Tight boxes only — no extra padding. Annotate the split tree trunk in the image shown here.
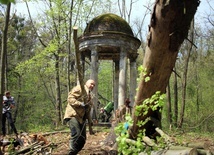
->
[129,0,200,139]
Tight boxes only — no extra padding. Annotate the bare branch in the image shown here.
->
[25,1,46,47]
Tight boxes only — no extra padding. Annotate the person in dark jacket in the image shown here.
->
[2,91,18,138]
[64,79,95,155]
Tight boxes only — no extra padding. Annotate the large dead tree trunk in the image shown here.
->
[129,1,200,139]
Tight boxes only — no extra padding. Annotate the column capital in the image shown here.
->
[129,53,138,62]
[88,45,101,52]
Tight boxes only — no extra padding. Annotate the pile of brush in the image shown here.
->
[0,132,56,155]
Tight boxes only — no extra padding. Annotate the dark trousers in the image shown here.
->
[68,117,86,155]
[2,112,18,136]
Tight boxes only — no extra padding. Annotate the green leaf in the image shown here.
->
[0,0,15,4]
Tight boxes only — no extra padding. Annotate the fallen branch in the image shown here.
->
[142,136,156,147]
[155,127,171,142]
[42,130,70,136]
[118,136,156,147]
[15,141,42,154]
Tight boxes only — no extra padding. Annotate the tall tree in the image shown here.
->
[166,82,172,127]
[178,20,195,128]
[129,1,200,139]
[0,2,11,135]
[14,0,114,128]
[173,67,178,127]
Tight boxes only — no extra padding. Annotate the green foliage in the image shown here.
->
[4,0,115,133]
[164,27,214,131]
[15,40,61,75]
[135,91,165,118]
[137,65,150,82]
[115,92,166,155]
[97,61,113,104]
[115,115,144,155]
[1,0,212,136]
[0,0,15,4]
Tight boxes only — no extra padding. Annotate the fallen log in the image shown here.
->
[104,124,213,155]
[124,136,157,147]
[162,147,198,155]
[197,149,212,155]
[138,146,198,155]
[142,136,157,147]
[187,142,209,149]
[155,127,171,142]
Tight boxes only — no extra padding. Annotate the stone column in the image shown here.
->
[81,54,85,80]
[113,60,119,111]
[118,48,127,109]
[90,46,99,120]
[129,56,138,107]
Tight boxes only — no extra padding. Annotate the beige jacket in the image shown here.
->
[64,85,92,124]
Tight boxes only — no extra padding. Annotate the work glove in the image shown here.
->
[80,102,85,106]
[80,102,89,109]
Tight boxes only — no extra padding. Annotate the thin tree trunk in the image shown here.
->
[196,70,200,129]
[178,20,194,128]
[173,67,178,127]
[166,82,172,128]
[194,67,200,129]
[67,0,74,93]
[13,75,21,124]
[55,54,62,128]
[129,1,199,139]
[0,2,11,130]
[0,3,11,154]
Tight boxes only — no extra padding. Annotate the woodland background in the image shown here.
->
[0,0,213,136]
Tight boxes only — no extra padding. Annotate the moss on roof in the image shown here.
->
[84,13,134,36]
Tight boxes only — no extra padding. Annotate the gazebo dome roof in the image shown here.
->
[84,13,134,36]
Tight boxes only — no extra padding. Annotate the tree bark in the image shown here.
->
[0,2,11,128]
[55,53,62,127]
[129,1,200,139]
[0,3,11,154]
[67,0,74,93]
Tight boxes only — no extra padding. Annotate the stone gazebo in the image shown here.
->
[78,13,141,116]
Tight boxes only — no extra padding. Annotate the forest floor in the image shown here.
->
[2,125,214,155]
[50,126,112,155]
[47,127,214,155]
[43,126,214,155]
[51,131,110,154]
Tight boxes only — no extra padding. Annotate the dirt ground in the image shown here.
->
[48,127,214,155]
[2,126,214,155]
[49,127,112,155]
